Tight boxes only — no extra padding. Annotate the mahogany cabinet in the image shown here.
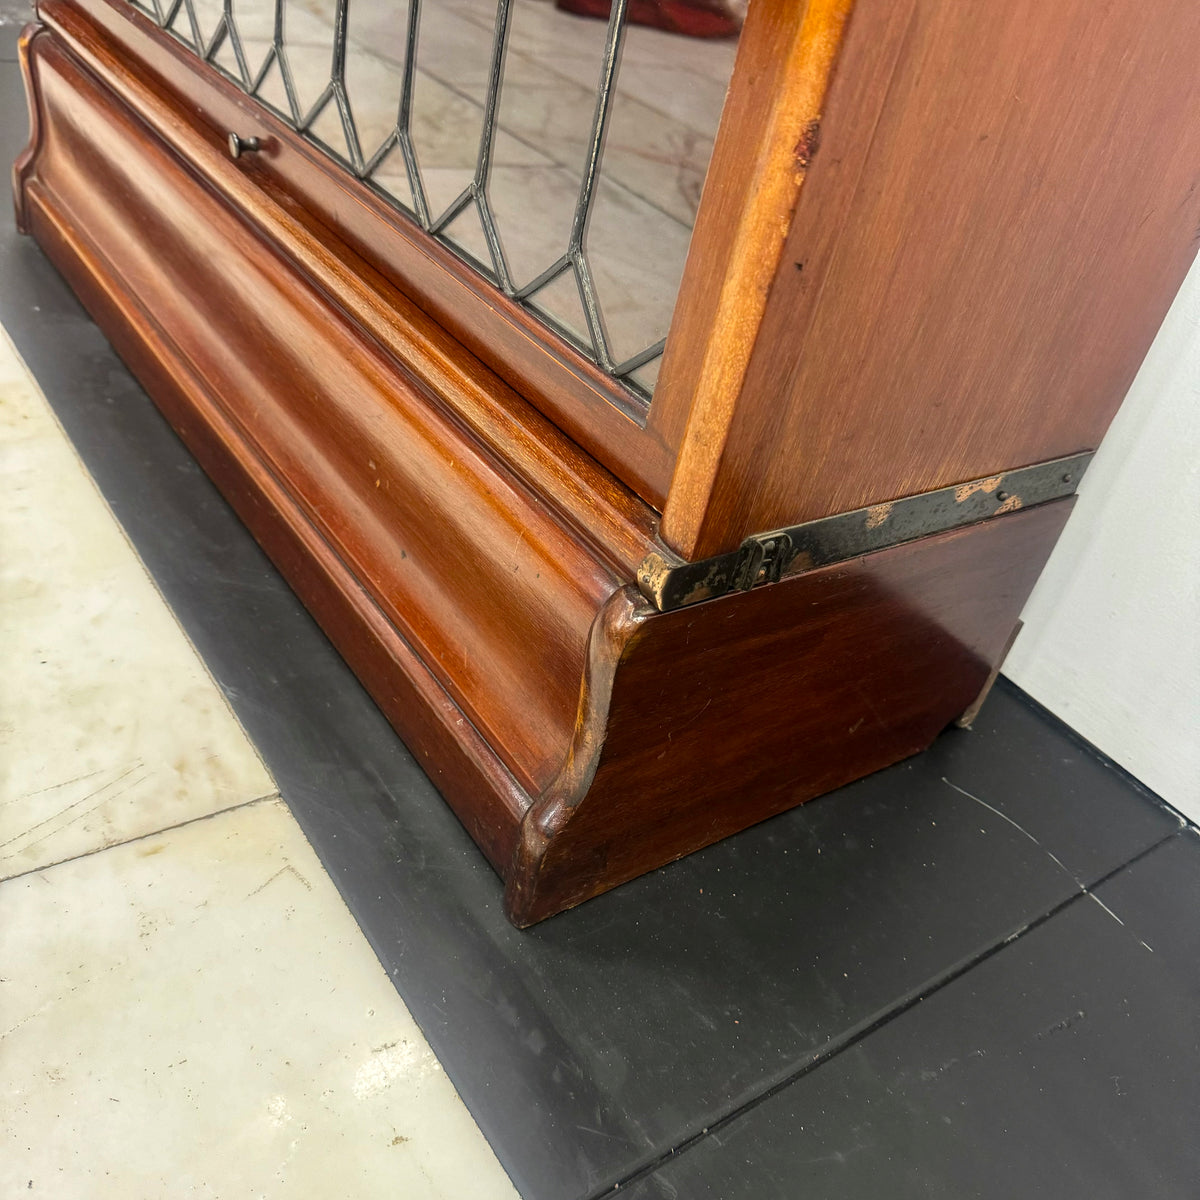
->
[14,0,1200,923]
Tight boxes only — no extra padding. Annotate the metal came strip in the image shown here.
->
[638,452,1093,612]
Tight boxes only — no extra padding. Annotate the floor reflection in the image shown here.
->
[158,0,739,393]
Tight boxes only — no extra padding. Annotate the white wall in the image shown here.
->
[1004,253,1200,821]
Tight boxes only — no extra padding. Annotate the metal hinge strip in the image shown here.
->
[637,452,1092,612]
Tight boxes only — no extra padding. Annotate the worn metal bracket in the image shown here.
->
[637,452,1092,612]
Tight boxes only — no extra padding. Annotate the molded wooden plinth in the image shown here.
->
[506,501,1071,924]
[14,16,1073,924]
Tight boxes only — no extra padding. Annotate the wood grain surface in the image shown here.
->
[662,0,1200,557]
[58,0,678,508]
[648,0,859,516]
[508,500,1073,924]
[14,6,1124,924]
[19,33,647,799]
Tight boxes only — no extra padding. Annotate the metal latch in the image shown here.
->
[731,532,794,591]
[636,451,1093,613]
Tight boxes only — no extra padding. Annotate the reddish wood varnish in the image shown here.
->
[56,0,678,508]
[17,31,1069,915]
[647,0,859,515]
[661,0,1200,556]
[507,501,1071,923]
[21,33,637,796]
[13,0,1195,922]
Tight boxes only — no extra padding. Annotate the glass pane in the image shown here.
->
[283,1,338,120]
[138,0,742,399]
[587,17,735,376]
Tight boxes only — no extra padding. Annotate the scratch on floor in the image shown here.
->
[1,767,105,808]
[941,777,1045,847]
[942,778,1150,945]
[942,777,1079,876]
[1088,893,1125,927]
[0,983,81,1043]
[246,862,312,899]
[0,763,146,853]
[14,774,153,859]
[797,1143,872,1167]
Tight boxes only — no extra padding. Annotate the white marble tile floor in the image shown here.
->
[0,326,521,1200]
[0,329,275,881]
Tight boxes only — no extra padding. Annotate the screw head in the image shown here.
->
[996,490,1010,502]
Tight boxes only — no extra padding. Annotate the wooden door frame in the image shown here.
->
[47,0,857,530]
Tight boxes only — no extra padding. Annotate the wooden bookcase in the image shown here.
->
[14,0,1200,923]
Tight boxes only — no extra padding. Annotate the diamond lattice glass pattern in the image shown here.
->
[126,0,738,400]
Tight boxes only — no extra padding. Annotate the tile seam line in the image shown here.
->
[590,827,1183,1199]
[0,790,282,885]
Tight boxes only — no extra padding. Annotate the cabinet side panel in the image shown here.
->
[670,0,1200,557]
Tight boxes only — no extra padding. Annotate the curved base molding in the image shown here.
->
[14,15,1072,924]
